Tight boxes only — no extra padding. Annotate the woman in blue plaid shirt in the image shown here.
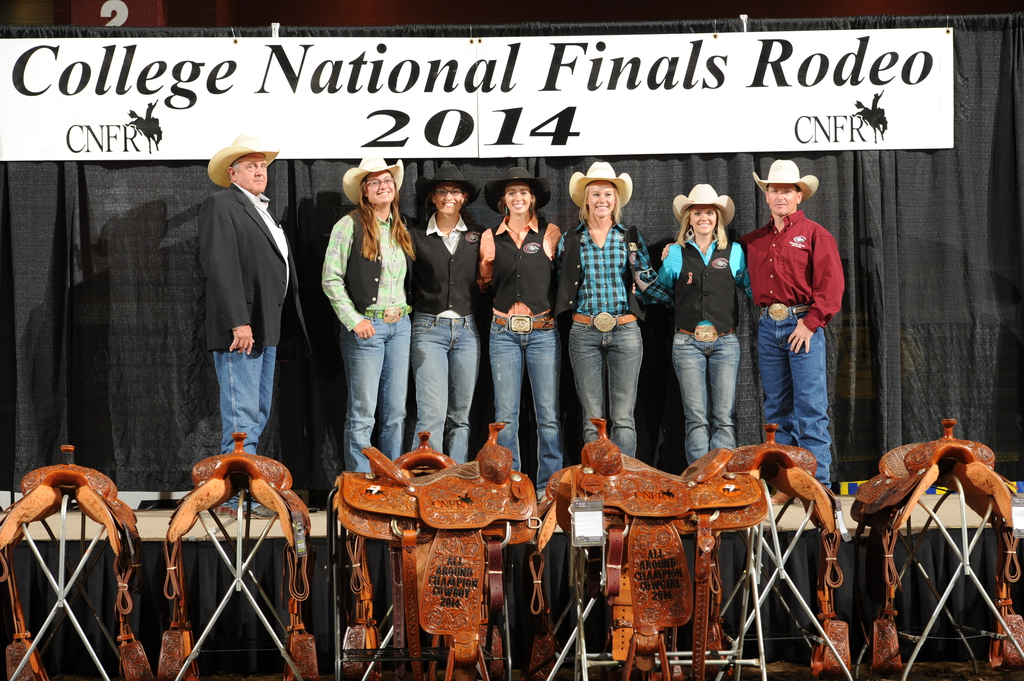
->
[554,161,657,458]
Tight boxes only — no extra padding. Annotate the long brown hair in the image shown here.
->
[351,180,415,262]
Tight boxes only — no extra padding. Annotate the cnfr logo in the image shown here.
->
[794,91,889,145]
[66,100,164,154]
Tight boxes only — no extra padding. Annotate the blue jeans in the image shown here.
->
[410,314,480,463]
[340,316,410,472]
[212,346,276,455]
[756,313,832,484]
[672,332,741,465]
[568,320,642,458]
[489,321,565,491]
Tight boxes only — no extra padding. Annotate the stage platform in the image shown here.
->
[0,493,1012,676]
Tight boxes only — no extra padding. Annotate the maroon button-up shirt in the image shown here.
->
[738,210,844,332]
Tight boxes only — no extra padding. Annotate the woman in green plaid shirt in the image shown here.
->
[322,157,416,473]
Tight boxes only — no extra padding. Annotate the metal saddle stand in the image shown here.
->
[723,480,854,681]
[9,495,119,681]
[169,490,306,681]
[852,477,1024,680]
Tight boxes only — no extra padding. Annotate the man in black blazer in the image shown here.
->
[200,134,309,459]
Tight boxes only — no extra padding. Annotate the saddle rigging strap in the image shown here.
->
[990,519,1024,671]
[810,529,850,677]
[2,547,50,681]
[523,545,558,681]
[157,540,199,681]
[691,513,715,681]
[343,535,380,681]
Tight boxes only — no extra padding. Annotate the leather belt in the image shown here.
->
[365,305,411,323]
[762,303,809,321]
[492,313,555,333]
[679,326,735,342]
[573,312,637,332]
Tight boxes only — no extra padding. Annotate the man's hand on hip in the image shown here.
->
[230,325,254,354]
[788,319,814,353]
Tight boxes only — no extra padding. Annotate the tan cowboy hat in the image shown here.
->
[673,184,735,227]
[343,157,405,204]
[569,161,633,208]
[752,159,818,199]
[207,133,280,188]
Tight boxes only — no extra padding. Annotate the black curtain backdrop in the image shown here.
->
[1,13,1023,492]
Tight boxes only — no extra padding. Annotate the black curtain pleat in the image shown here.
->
[1,14,1023,491]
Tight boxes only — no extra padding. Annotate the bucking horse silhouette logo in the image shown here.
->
[127,101,163,153]
[854,91,888,143]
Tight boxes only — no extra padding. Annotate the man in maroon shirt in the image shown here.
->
[739,160,844,486]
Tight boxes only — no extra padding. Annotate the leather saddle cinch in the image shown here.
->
[851,418,1021,675]
[0,445,152,681]
[157,432,317,681]
[335,424,538,681]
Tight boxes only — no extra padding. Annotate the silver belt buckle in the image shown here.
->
[508,314,533,333]
[594,312,617,332]
[693,325,719,342]
[767,303,789,321]
[382,306,403,323]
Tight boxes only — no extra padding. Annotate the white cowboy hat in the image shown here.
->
[752,159,818,199]
[207,133,279,188]
[569,161,633,208]
[343,157,405,204]
[672,184,735,227]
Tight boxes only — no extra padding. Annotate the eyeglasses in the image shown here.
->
[434,188,465,196]
[365,178,395,189]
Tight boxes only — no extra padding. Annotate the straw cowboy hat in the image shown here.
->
[207,133,280,188]
[483,167,551,213]
[415,162,480,206]
[752,159,818,199]
[569,161,633,208]
[343,157,405,204]
[673,184,736,227]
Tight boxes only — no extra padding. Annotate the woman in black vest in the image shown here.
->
[479,167,565,491]
[643,184,750,465]
[408,163,482,463]
[322,157,415,473]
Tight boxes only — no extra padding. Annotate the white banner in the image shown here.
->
[0,28,953,161]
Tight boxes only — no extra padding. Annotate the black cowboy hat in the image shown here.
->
[483,167,552,214]
[415,162,480,206]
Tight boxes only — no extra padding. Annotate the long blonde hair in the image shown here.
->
[677,206,728,251]
[351,181,415,262]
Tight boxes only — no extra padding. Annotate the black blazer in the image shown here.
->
[198,184,309,359]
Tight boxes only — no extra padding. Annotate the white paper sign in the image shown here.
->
[0,28,953,161]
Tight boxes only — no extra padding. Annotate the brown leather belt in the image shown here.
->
[492,313,555,333]
[679,326,735,342]
[573,312,637,332]
[762,303,809,321]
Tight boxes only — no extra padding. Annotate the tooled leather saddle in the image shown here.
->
[684,424,851,678]
[157,432,317,681]
[0,445,152,681]
[539,420,848,681]
[334,423,537,681]
[851,418,1023,676]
